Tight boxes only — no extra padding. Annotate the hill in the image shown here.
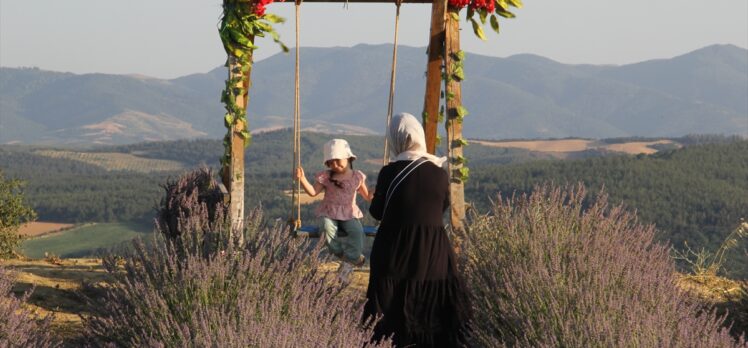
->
[2,44,746,144]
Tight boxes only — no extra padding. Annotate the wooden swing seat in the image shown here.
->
[294,225,379,238]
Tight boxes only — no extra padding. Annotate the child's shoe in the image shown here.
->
[337,263,353,284]
[349,254,365,267]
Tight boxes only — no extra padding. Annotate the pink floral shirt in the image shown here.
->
[315,170,366,220]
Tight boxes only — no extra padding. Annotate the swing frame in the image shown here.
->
[220,0,468,241]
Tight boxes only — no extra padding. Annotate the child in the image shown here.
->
[295,139,372,266]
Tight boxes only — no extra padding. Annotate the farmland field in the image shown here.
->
[21,222,152,258]
[34,150,185,173]
[471,138,681,155]
[18,222,75,237]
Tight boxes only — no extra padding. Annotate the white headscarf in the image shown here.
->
[388,112,447,167]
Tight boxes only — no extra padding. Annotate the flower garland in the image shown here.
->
[448,0,522,40]
[219,0,288,167]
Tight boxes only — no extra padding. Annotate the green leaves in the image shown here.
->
[451,155,468,165]
[507,0,523,9]
[453,65,465,81]
[456,105,469,119]
[460,0,520,40]
[452,138,470,147]
[490,14,500,33]
[497,9,516,18]
[224,114,235,128]
[263,13,286,24]
[219,3,291,162]
[470,18,487,41]
[0,171,37,258]
[453,167,470,183]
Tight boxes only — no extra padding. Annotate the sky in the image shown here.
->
[1,0,747,79]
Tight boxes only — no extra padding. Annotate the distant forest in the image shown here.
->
[1,133,746,276]
[465,139,748,277]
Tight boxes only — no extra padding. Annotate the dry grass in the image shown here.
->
[677,273,744,302]
[677,273,748,340]
[18,222,75,237]
[2,258,108,344]
[605,140,680,154]
[472,138,680,155]
[34,150,185,173]
[1,257,369,345]
[472,139,594,152]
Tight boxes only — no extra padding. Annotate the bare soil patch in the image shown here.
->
[472,139,594,152]
[604,140,680,154]
[472,139,680,155]
[18,222,75,237]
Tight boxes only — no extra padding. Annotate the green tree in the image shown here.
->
[0,170,37,258]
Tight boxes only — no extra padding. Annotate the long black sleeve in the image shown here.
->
[369,165,391,221]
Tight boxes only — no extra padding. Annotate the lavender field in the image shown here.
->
[2,172,747,347]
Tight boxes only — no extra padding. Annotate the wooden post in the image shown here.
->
[422,0,446,154]
[444,7,466,232]
[222,53,253,245]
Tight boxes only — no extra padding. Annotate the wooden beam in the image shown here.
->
[444,6,465,232]
[422,0,446,154]
[222,53,253,245]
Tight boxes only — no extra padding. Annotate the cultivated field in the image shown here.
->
[34,150,185,173]
[471,138,681,155]
[21,222,151,259]
[18,222,75,237]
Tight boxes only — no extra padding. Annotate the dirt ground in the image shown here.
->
[18,222,76,237]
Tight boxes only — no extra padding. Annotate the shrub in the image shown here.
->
[0,266,60,347]
[84,168,390,347]
[0,170,37,258]
[156,166,228,243]
[461,185,745,347]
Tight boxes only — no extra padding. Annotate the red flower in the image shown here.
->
[449,0,495,12]
[254,0,274,16]
[448,0,470,9]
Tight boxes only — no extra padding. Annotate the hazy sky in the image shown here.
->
[1,0,746,79]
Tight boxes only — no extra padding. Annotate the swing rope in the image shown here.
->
[382,0,403,166]
[291,0,402,231]
[292,0,303,229]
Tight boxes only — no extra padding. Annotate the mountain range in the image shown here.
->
[1,44,746,145]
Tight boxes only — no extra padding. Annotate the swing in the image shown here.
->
[289,0,403,238]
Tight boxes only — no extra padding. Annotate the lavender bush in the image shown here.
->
[84,168,389,347]
[156,167,229,248]
[461,185,746,347]
[0,266,60,347]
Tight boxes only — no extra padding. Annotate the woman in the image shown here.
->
[364,113,472,347]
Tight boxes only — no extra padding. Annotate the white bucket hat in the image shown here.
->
[323,139,357,164]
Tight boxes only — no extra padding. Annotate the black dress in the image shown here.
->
[364,160,472,347]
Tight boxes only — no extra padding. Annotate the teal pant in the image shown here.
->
[320,217,364,262]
